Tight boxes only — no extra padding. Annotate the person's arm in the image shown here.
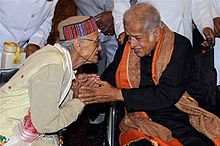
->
[26,0,58,57]
[214,17,220,37]
[192,0,215,44]
[211,0,220,37]
[112,0,131,38]
[29,64,84,133]
[28,0,58,49]
[210,0,220,18]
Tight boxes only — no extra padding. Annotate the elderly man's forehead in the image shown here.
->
[125,22,144,31]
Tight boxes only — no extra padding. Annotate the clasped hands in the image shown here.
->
[71,74,123,105]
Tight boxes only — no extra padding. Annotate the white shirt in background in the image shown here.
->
[210,0,220,85]
[0,0,58,55]
[112,0,214,43]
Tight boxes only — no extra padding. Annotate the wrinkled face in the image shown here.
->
[77,31,101,64]
[124,22,157,57]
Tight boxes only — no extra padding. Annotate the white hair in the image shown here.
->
[123,3,162,34]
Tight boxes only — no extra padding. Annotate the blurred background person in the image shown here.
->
[0,0,58,59]
[113,0,215,47]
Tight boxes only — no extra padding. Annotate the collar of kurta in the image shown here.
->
[54,43,74,106]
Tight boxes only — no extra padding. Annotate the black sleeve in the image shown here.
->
[122,34,194,112]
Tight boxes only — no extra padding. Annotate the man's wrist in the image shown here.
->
[115,89,124,101]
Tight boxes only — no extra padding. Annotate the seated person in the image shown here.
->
[0,16,101,146]
[76,3,220,146]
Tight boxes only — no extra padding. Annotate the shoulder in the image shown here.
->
[173,32,193,54]
[169,33,194,62]
[27,45,65,65]
[174,33,192,48]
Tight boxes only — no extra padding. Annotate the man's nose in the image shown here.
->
[129,37,137,48]
[97,44,102,51]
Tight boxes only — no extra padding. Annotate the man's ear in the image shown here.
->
[73,38,81,52]
[154,27,162,42]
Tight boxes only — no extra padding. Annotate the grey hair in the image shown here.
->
[57,39,75,51]
[123,3,161,34]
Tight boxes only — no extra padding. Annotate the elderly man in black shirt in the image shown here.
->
[76,3,220,146]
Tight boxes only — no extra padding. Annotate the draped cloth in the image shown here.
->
[175,92,220,145]
[116,24,220,146]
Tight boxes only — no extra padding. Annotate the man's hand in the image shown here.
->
[94,11,115,35]
[78,80,123,105]
[71,73,100,90]
[214,17,220,37]
[25,44,40,57]
[202,27,215,48]
[118,32,126,45]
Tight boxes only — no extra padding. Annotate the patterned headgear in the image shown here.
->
[58,16,98,40]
